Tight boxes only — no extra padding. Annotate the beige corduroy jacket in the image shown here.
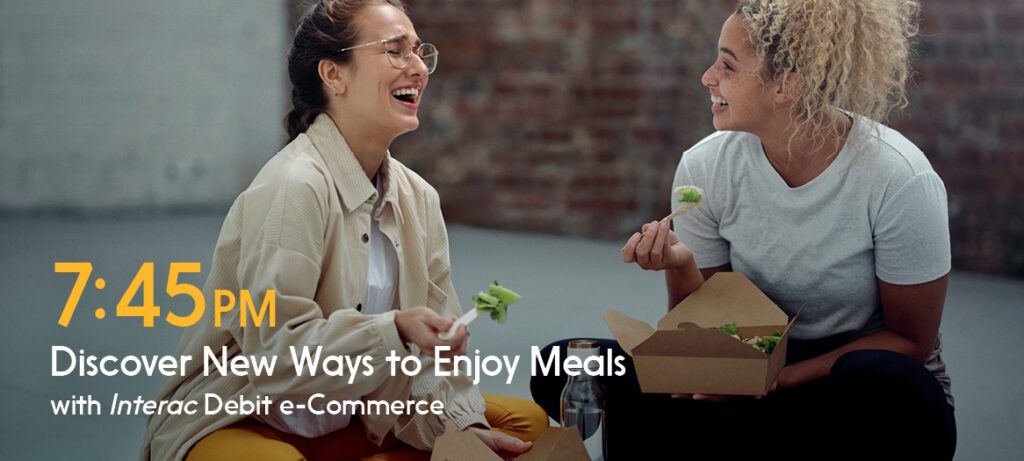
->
[140,114,488,461]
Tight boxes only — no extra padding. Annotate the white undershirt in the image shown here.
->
[364,176,400,315]
[257,174,400,437]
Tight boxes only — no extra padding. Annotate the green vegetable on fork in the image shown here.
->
[439,281,522,339]
[665,185,704,220]
[472,281,522,324]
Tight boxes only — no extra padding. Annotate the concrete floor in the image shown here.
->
[1,215,1021,459]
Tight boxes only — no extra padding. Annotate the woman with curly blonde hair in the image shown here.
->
[535,0,956,458]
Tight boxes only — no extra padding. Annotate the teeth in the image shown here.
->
[711,96,728,106]
[392,88,419,98]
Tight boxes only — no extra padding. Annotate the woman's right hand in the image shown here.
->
[394,307,468,357]
[621,219,693,271]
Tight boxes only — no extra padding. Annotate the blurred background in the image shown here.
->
[1,0,1022,459]
[3,0,1022,276]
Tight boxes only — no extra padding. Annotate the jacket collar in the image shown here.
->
[306,113,403,225]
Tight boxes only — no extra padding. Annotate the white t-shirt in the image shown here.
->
[674,116,952,404]
[257,175,400,437]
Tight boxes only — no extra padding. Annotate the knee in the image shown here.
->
[832,349,927,384]
[483,394,551,443]
[831,349,946,407]
[186,427,305,461]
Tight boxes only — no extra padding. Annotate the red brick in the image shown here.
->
[995,12,1024,33]
[918,63,983,86]
[381,0,1023,276]
[943,10,988,33]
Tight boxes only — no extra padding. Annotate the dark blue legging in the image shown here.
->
[530,338,956,459]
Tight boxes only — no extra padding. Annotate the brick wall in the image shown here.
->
[394,0,734,236]
[899,0,1024,276]
[385,0,1021,277]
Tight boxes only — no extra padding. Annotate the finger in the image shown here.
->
[671,393,693,399]
[693,394,731,401]
[693,394,741,402]
[651,220,669,266]
[494,435,531,454]
[440,325,468,347]
[422,312,452,332]
[621,232,641,263]
[454,326,469,355]
[635,221,658,266]
[441,327,469,358]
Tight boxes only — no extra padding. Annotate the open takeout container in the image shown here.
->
[604,272,799,396]
[431,421,590,461]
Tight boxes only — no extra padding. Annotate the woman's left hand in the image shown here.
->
[669,365,802,401]
[467,427,532,460]
[769,363,813,393]
[671,393,763,402]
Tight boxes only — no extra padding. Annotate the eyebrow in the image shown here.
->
[719,47,739,61]
[385,34,422,46]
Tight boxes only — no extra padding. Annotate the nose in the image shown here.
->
[701,63,717,88]
[406,52,429,77]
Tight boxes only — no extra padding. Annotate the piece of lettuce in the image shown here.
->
[717,322,739,336]
[715,323,782,355]
[675,185,703,203]
[473,281,521,324]
[754,331,783,355]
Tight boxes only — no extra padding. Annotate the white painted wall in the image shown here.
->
[0,0,288,211]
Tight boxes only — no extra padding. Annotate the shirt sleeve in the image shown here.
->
[230,168,412,399]
[392,186,489,450]
[673,152,730,269]
[873,171,951,284]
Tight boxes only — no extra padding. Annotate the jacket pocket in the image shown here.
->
[426,280,449,310]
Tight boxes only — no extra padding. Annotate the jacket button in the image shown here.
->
[362,233,369,243]
[356,303,362,312]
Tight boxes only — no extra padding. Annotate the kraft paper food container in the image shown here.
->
[431,421,590,461]
[604,272,799,396]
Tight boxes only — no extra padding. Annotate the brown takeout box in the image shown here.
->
[430,421,590,461]
[604,272,798,396]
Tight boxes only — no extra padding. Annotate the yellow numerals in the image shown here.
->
[165,262,204,327]
[54,262,275,328]
[116,262,160,327]
[54,262,92,327]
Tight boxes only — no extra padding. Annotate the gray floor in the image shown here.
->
[1,215,1021,459]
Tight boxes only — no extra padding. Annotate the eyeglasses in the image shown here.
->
[339,36,438,74]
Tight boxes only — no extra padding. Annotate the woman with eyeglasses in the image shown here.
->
[534,0,955,459]
[140,1,546,460]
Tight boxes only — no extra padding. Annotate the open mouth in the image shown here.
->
[392,87,419,104]
[711,95,729,107]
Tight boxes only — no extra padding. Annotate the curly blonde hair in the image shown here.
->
[734,0,920,151]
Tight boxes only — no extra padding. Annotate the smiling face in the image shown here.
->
[337,4,429,140]
[700,13,783,135]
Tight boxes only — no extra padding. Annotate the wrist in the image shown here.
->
[666,245,695,270]
[393,310,409,344]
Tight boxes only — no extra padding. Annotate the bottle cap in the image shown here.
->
[567,339,600,359]
[567,339,599,350]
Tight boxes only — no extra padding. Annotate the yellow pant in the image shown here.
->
[187,394,549,461]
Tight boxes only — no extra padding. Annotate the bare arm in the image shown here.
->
[666,263,730,311]
[777,274,949,390]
